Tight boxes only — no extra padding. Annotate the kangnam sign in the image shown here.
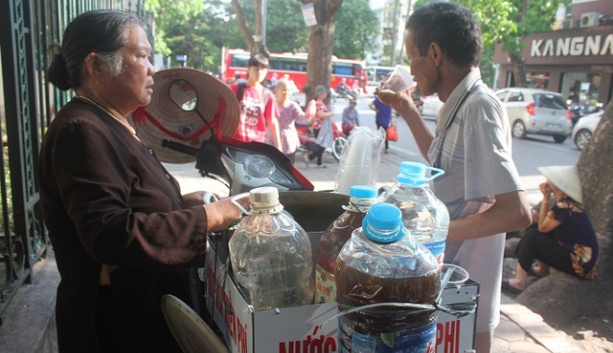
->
[531,34,613,57]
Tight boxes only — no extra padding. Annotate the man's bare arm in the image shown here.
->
[448,190,532,241]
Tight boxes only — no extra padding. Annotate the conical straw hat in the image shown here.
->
[537,165,583,203]
[129,68,239,163]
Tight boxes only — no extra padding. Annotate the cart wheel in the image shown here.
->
[332,137,347,161]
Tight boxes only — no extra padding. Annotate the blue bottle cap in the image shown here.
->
[350,185,378,199]
[397,161,444,187]
[362,203,406,243]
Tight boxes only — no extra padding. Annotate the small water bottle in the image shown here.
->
[382,161,449,265]
[335,203,440,351]
[228,187,314,310]
[315,185,379,304]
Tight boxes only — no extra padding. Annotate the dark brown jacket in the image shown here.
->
[38,99,209,352]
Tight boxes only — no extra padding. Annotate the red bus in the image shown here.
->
[221,48,368,92]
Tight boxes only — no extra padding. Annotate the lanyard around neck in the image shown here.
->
[432,79,482,172]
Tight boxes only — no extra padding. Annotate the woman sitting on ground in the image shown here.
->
[502,165,598,294]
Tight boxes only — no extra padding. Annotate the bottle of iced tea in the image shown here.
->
[315,185,379,304]
[335,203,440,351]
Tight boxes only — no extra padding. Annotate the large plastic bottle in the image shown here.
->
[382,161,449,265]
[315,185,379,304]
[335,203,440,351]
[228,186,314,310]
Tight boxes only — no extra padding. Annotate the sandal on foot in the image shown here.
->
[502,278,523,295]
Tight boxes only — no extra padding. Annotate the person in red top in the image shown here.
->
[303,85,335,168]
[306,85,333,136]
[230,54,281,149]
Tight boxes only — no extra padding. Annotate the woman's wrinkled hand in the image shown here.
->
[203,193,250,232]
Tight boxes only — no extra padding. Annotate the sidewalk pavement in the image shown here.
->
[164,143,580,353]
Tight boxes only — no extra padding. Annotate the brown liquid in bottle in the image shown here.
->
[335,260,439,335]
[315,211,365,304]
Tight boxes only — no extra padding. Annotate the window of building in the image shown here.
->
[563,72,602,108]
[526,73,549,89]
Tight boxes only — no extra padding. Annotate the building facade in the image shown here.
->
[366,0,410,66]
[494,0,613,108]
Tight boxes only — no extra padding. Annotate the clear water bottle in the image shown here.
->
[315,185,379,304]
[228,187,314,310]
[382,161,449,265]
[335,203,440,351]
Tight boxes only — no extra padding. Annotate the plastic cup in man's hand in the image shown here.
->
[379,65,414,105]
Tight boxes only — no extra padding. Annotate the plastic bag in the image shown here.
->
[387,121,398,142]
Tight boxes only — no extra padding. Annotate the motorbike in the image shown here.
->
[334,83,358,100]
[569,102,603,126]
[162,136,314,196]
[295,120,347,162]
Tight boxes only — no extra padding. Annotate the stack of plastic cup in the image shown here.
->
[334,126,384,195]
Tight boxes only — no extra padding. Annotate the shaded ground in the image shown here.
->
[503,255,613,353]
[558,314,613,352]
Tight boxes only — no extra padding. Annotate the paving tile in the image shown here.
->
[509,340,551,353]
[535,337,582,353]
[496,316,527,342]
[492,338,512,353]
[522,323,559,337]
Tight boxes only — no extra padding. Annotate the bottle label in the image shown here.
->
[339,317,437,352]
[315,264,337,304]
[424,240,446,265]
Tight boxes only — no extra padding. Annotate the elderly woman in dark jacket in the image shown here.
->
[39,10,245,353]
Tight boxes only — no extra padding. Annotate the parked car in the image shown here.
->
[495,88,572,143]
[419,94,444,117]
[571,110,603,151]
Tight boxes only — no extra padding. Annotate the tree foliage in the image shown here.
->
[145,0,228,71]
[226,0,377,59]
[146,0,378,72]
[458,0,566,87]
[334,0,379,59]
[225,0,310,53]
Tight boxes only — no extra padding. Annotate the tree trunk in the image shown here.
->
[301,0,343,103]
[509,51,527,88]
[508,0,529,88]
[516,100,613,325]
[231,0,255,51]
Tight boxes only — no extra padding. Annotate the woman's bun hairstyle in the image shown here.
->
[45,10,140,91]
[46,44,71,91]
